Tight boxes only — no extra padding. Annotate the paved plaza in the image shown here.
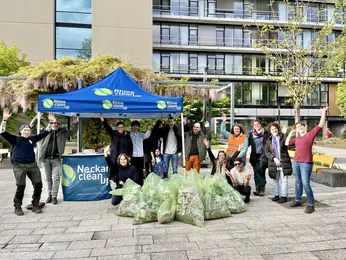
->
[0,146,346,260]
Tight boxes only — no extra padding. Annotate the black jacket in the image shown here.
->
[153,120,183,154]
[102,119,133,163]
[105,156,139,186]
[264,133,292,179]
[248,130,269,167]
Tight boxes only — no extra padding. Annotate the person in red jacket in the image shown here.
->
[285,107,328,214]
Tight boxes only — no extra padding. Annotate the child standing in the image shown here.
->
[151,148,167,178]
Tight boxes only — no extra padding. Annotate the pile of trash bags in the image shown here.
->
[110,171,246,227]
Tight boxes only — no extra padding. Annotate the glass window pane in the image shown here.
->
[234,55,242,74]
[181,26,189,45]
[180,53,188,73]
[56,27,92,49]
[235,83,242,105]
[225,55,233,74]
[56,49,80,59]
[243,82,251,105]
[56,0,91,12]
[153,24,160,43]
[56,0,92,24]
[171,53,179,73]
[198,54,207,73]
[153,53,160,72]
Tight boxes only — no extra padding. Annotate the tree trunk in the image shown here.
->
[294,101,301,123]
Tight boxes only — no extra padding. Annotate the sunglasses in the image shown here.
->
[53,122,60,125]
[234,163,242,166]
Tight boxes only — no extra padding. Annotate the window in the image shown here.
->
[243,82,251,105]
[153,24,160,44]
[216,27,224,46]
[55,0,92,59]
[161,54,170,72]
[189,26,198,45]
[235,82,243,105]
[243,55,252,75]
[153,53,161,72]
[161,25,170,44]
[190,0,198,16]
[189,54,198,72]
[321,84,328,106]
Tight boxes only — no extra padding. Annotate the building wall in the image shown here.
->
[92,0,153,68]
[329,84,341,117]
[0,0,55,64]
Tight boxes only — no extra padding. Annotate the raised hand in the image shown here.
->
[71,116,78,124]
[2,108,12,120]
[237,143,244,151]
[159,115,164,121]
[100,113,104,122]
[321,107,329,113]
[204,121,210,128]
[203,139,209,148]
[221,113,227,123]
[183,116,187,124]
[48,113,55,122]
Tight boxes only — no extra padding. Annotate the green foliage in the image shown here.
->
[77,38,92,60]
[0,41,29,76]
[337,80,346,117]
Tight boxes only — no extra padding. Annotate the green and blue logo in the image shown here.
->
[42,98,54,109]
[157,101,166,110]
[102,100,112,110]
[62,164,76,187]
[94,88,113,96]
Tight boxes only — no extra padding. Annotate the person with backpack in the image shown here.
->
[0,108,51,216]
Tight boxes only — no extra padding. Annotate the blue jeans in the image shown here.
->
[293,162,314,206]
[163,153,179,178]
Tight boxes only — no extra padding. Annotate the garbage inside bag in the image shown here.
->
[109,179,141,196]
[133,192,160,225]
[157,198,176,224]
[117,188,141,217]
[176,185,204,227]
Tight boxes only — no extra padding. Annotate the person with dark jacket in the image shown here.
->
[105,153,139,206]
[33,113,78,205]
[0,108,51,216]
[264,122,292,203]
[100,113,133,164]
[152,116,184,177]
[248,119,269,197]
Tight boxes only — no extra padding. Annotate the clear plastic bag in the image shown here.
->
[157,198,176,224]
[117,188,141,217]
[133,192,159,225]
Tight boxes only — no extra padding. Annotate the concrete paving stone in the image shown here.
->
[0,223,17,229]
[12,247,40,252]
[46,220,81,228]
[0,251,56,259]
[270,227,319,237]
[39,215,74,222]
[236,245,290,255]
[151,251,189,260]
[101,213,121,220]
[32,227,67,235]
[68,239,107,249]
[311,224,346,233]
[325,238,346,249]
[293,234,339,243]
[92,230,133,240]
[98,253,151,260]
[0,228,34,236]
[154,234,189,244]
[90,245,141,256]
[203,219,227,226]
[134,228,167,237]
[231,230,276,239]
[53,248,92,258]
[263,252,320,260]
[188,231,233,242]
[284,241,334,252]
[319,216,346,225]
[284,220,326,229]
[313,249,346,260]
[38,242,70,251]
[249,236,297,246]
[51,258,97,260]
[187,248,240,259]
[14,221,50,230]
[206,223,249,232]
[244,222,289,230]
[154,221,192,228]
[65,225,112,233]
[38,232,94,243]
[143,242,198,253]
[107,236,153,247]
[165,226,209,235]
[197,238,253,249]
[16,243,42,248]
[8,234,42,244]
[222,216,260,224]
[78,219,118,226]
[0,216,43,224]
[72,214,102,220]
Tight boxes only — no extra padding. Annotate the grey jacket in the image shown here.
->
[38,123,78,161]
[184,131,207,160]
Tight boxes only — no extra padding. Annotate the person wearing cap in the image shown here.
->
[0,108,51,216]
[227,157,253,203]
[130,120,151,186]
[33,113,78,205]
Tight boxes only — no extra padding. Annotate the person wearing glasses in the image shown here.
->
[35,113,78,205]
[227,157,253,203]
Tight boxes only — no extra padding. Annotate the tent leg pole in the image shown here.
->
[37,112,41,161]
[180,113,185,178]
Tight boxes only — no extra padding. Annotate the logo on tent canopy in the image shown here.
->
[62,164,76,187]
[157,101,167,110]
[102,100,128,110]
[42,98,54,109]
[94,88,113,96]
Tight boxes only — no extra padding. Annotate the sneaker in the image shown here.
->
[305,205,315,214]
[14,206,24,216]
[289,201,302,207]
[271,195,280,202]
[46,195,52,203]
[32,204,42,214]
[244,197,250,204]
[52,197,58,205]
[26,202,46,210]
[278,197,288,203]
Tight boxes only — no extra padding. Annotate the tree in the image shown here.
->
[0,41,29,76]
[77,38,92,60]
[254,0,346,123]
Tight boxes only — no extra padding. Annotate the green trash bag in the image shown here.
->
[203,180,231,220]
[117,188,141,217]
[133,192,160,225]
[176,185,204,227]
[157,198,176,224]
[109,179,141,196]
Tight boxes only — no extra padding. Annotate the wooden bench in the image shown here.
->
[287,150,336,172]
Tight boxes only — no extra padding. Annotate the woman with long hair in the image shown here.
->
[264,122,292,203]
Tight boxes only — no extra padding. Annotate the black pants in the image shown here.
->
[111,195,123,205]
[144,153,153,177]
[250,156,267,188]
[131,157,144,186]
[233,185,251,200]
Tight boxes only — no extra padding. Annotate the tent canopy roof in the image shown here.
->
[38,68,183,118]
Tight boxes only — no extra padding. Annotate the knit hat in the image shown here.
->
[20,124,30,132]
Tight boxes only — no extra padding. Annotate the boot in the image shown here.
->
[32,204,42,214]
[14,205,24,216]
[253,187,260,196]
[259,186,265,196]
[271,195,280,201]
[52,197,58,205]
[278,197,288,203]
[46,194,52,203]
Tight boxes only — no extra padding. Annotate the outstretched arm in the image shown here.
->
[100,113,115,137]
[238,137,248,158]
[285,130,296,146]
[0,108,12,134]
[220,114,230,139]
[318,107,329,128]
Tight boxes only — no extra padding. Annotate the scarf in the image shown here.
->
[252,129,263,138]
[272,135,280,160]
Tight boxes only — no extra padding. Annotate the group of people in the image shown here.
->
[0,105,329,215]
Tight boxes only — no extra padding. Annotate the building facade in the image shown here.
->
[0,0,345,134]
